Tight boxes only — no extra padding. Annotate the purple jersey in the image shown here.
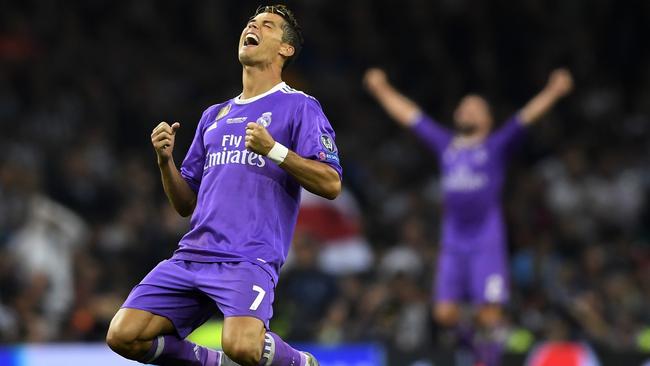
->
[172,82,342,283]
[412,114,525,252]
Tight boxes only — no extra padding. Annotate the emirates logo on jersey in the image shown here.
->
[204,134,266,169]
[442,165,488,192]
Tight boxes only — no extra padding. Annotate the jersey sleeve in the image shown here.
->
[489,115,527,157]
[410,113,453,156]
[180,105,215,193]
[291,97,343,180]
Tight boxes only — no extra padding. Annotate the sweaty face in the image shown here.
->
[238,12,288,67]
[453,95,493,136]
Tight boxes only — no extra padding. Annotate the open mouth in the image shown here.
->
[243,33,260,47]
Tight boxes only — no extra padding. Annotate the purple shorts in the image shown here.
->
[122,259,275,338]
[434,249,509,305]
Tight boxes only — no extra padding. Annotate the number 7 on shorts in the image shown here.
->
[249,285,266,311]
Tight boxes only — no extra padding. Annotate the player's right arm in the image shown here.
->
[363,68,421,127]
[151,122,197,217]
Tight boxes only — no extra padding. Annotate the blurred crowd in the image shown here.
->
[1,0,649,357]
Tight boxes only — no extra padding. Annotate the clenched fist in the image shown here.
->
[245,122,275,156]
[151,121,180,164]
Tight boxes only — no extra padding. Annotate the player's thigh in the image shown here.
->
[470,250,509,305]
[108,307,175,342]
[197,261,275,328]
[120,259,215,339]
[434,250,467,304]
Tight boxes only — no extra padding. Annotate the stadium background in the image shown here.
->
[1,0,649,365]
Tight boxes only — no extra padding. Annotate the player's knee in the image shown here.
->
[106,322,144,358]
[477,305,502,328]
[434,304,460,327]
[106,326,131,355]
[222,333,262,366]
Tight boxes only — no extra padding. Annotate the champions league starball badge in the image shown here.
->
[318,134,340,163]
[320,134,335,152]
[256,112,272,127]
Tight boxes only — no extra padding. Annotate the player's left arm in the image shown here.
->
[518,68,574,125]
[245,122,341,200]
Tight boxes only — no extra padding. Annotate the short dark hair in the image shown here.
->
[253,4,303,69]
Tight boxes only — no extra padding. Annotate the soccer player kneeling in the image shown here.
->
[107,5,342,366]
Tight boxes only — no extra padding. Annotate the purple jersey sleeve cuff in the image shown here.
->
[308,150,342,180]
[410,113,429,129]
[490,115,528,155]
[503,114,528,137]
[409,113,453,155]
[180,169,201,193]
[510,114,527,129]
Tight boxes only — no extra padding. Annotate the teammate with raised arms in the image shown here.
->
[364,67,573,366]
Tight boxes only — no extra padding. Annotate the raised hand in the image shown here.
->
[151,121,181,164]
[363,68,389,94]
[519,68,574,125]
[546,68,574,98]
[362,68,422,126]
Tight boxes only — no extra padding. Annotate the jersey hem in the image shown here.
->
[171,252,279,285]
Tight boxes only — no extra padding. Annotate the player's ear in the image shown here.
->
[279,43,295,58]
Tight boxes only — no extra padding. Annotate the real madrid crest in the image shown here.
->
[256,112,272,128]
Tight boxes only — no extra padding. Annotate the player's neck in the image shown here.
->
[241,65,283,99]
